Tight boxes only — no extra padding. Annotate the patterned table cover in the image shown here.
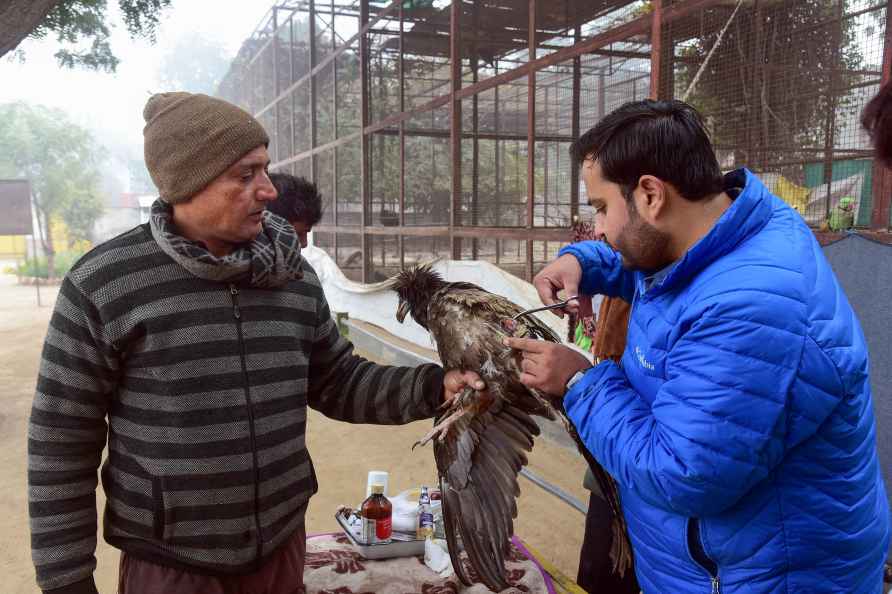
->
[304,532,558,594]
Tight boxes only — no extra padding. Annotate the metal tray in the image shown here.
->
[335,511,426,559]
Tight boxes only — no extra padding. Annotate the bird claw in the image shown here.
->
[413,407,467,450]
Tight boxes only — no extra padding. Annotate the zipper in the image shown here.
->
[687,517,720,593]
[230,284,263,564]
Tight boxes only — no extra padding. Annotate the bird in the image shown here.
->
[391,264,631,592]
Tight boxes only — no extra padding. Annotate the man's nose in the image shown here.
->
[258,173,277,202]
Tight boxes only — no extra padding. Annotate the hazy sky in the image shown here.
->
[0,1,271,154]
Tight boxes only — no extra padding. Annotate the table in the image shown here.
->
[304,533,585,594]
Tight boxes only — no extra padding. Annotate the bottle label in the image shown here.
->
[376,516,392,540]
[362,516,392,543]
[362,517,376,544]
[419,511,434,529]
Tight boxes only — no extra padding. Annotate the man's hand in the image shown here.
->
[442,369,486,402]
[503,337,591,397]
[532,253,584,318]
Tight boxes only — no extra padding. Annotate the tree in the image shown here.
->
[0,102,105,277]
[675,1,862,168]
[157,34,232,95]
[1,0,171,72]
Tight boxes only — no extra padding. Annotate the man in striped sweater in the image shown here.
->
[28,92,480,594]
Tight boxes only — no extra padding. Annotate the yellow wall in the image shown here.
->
[0,235,27,257]
[49,217,91,253]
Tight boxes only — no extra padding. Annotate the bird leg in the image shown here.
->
[412,387,474,450]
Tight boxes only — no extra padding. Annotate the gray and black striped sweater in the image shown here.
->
[28,223,443,594]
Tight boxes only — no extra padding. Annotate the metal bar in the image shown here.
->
[309,0,318,182]
[313,224,573,241]
[254,0,401,119]
[398,0,406,268]
[495,62,501,266]
[650,0,662,100]
[449,0,462,260]
[471,0,480,261]
[570,25,581,224]
[360,0,370,282]
[598,71,606,120]
[272,7,280,163]
[288,16,296,163]
[526,0,536,281]
[331,0,338,261]
[872,0,892,229]
[369,127,574,143]
[519,468,587,516]
[822,0,843,221]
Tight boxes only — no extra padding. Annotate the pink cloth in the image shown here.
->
[303,533,554,594]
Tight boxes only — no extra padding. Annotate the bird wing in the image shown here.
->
[424,283,632,588]
[424,285,552,590]
[434,401,539,591]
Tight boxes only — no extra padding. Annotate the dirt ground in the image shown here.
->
[0,275,589,593]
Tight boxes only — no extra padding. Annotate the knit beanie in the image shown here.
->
[143,92,270,204]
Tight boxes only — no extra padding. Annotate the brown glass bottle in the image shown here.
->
[360,483,392,543]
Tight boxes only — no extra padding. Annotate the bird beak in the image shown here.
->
[396,301,410,323]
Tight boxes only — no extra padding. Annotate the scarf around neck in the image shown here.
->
[149,199,303,288]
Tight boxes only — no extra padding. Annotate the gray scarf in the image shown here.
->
[149,199,303,288]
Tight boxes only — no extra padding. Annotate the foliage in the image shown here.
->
[0,102,105,276]
[676,1,863,166]
[15,249,87,279]
[157,34,233,95]
[27,0,172,72]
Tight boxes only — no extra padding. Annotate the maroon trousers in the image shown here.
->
[118,525,306,594]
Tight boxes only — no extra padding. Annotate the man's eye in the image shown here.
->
[241,171,253,182]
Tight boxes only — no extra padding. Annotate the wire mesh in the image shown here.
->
[217,0,890,283]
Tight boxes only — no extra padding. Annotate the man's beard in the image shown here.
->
[610,202,672,272]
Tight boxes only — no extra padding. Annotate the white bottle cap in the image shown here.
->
[366,470,389,497]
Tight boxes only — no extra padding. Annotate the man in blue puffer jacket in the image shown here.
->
[506,100,890,593]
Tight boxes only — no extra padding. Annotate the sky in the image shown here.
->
[0,1,272,181]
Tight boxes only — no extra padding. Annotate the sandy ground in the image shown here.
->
[0,275,589,593]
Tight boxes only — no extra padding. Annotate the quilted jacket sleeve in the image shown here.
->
[559,240,637,302]
[564,303,818,517]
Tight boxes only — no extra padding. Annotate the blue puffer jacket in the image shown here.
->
[562,169,890,593]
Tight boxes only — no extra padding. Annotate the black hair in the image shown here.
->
[862,81,892,167]
[267,173,323,226]
[570,99,724,201]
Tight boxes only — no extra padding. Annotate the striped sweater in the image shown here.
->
[28,223,444,594]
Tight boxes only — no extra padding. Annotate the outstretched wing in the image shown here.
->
[433,400,539,591]
[424,282,632,588]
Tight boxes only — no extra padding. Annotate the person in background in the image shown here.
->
[862,80,892,166]
[27,92,483,594]
[861,80,892,589]
[266,173,322,248]
[568,221,638,594]
[507,99,889,592]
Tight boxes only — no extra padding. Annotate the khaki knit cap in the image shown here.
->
[143,92,270,204]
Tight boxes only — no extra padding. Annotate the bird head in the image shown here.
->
[391,264,447,330]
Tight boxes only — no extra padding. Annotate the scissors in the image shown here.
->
[512,295,579,321]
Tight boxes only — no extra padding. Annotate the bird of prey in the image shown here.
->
[392,264,631,591]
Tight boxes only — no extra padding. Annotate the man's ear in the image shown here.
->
[636,175,668,222]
